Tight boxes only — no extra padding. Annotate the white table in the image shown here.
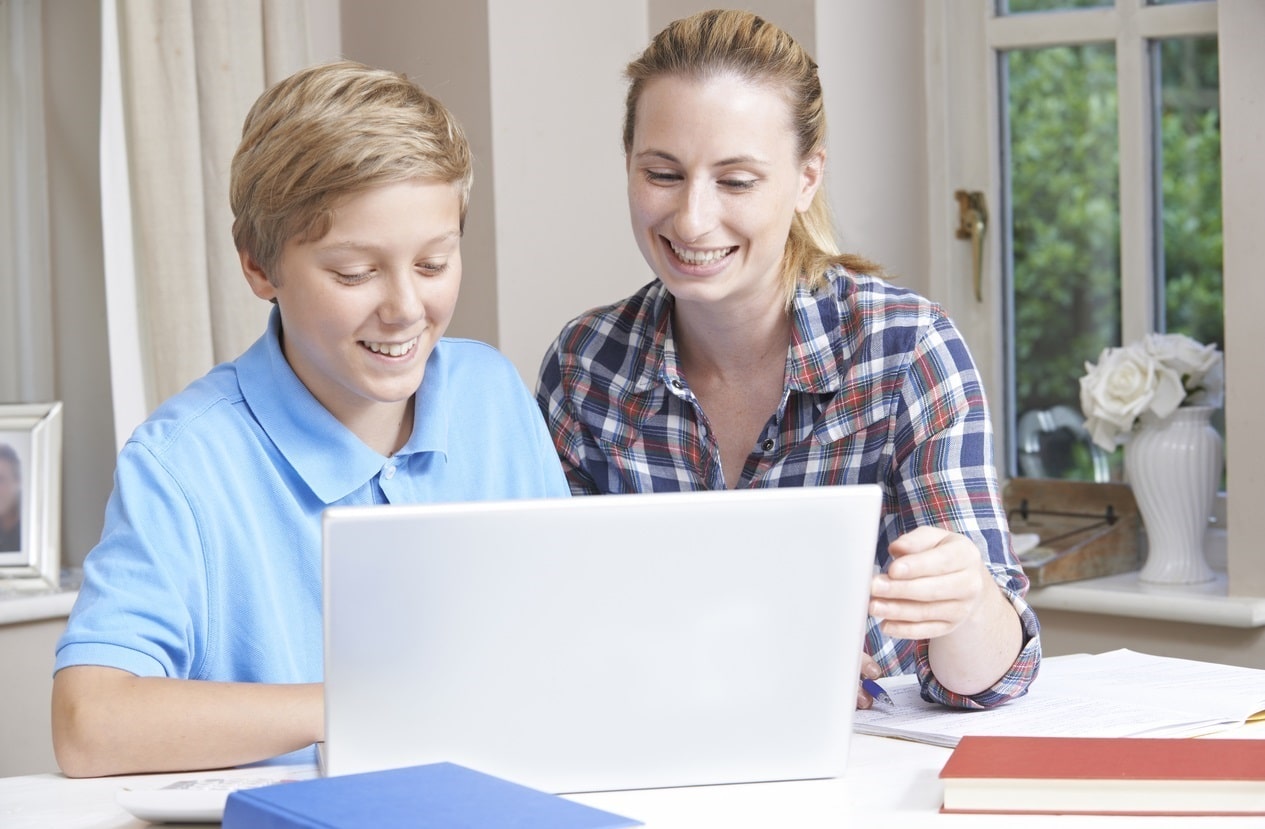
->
[2,729,1261,828]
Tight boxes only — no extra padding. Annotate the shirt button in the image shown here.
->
[762,438,775,452]
[383,464,396,480]
[671,379,684,390]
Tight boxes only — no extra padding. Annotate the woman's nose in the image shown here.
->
[673,182,719,242]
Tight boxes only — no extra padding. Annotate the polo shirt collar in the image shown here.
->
[237,307,446,504]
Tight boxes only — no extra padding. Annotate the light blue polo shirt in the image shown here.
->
[55,308,570,687]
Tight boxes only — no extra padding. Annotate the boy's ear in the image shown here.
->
[240,250,278,301]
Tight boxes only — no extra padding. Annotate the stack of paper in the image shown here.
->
[854,649,1265,747]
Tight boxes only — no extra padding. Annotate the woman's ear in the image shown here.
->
[796,148,826,213]
[239,249,278,301]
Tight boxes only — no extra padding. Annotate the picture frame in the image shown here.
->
[0,402,63,587]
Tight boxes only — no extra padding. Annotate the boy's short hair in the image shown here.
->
[230,60,472,281]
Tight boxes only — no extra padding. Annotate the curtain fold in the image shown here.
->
[0,0,54,404]
[112,0,309,412]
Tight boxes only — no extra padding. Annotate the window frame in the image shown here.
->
[924,0,1263,596]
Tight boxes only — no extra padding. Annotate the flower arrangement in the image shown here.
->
[1079,332,1224,452]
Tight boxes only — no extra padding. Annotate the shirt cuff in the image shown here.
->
[914,567,1043,709]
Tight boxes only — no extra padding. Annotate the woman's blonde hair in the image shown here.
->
[622,10,881,301]
[231,60,472,281]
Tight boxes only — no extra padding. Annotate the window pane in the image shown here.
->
[1156,36,1222,349]
[1000,0,1112,15]
[1003,44,1120,481]
[1155,35,1224,485]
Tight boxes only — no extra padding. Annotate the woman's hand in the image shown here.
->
[869,526,1022,697]
[868,526,990,640]
[856,653,884,710]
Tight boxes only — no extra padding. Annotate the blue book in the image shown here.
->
[221,762,642,828]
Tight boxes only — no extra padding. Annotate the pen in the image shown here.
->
[861,677,892,706]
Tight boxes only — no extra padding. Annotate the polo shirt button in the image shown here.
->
[383,464,396,480]
[762,438,775,452]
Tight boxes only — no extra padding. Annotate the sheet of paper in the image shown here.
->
[853,649,1265,747]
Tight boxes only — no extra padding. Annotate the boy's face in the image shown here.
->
[242,178,462,433]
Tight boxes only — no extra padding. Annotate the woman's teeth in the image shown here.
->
[670,242,733,265]
[363,339,417,357]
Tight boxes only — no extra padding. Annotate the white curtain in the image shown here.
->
[102,0,310,436]
[0,0,54,404]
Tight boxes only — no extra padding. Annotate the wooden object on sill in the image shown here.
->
[1003,478,1141,588]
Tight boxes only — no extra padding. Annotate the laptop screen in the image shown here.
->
[322,485,882,793]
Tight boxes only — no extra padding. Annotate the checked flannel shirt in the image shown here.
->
[536,267,1041,708]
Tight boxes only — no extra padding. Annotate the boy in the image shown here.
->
[52,61,569,777]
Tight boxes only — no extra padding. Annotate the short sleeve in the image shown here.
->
[54,440,208,680]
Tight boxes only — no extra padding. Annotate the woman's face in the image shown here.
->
[0,456,19,516]
[626,73,823,310]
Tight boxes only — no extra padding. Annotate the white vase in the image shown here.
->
[1125,405,1222,584]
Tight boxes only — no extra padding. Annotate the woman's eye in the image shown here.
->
[720,178,756,191]
[419,261,449,276]
[644,170,682,184]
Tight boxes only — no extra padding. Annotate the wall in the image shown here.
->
[817,2,930,296]
[485,0,649,381]
[0,618,63,775]
[1040,610,1265,668]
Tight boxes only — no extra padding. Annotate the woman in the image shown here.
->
[537,10,1039,709]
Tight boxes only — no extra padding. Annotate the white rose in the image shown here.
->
[1185,350,1225,408]
[1143,333,1219,390]
[1079,345,1184,450]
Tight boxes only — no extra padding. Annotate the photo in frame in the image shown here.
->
[0,402,63,586]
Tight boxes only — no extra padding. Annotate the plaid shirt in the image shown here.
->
[537,268,1041,708]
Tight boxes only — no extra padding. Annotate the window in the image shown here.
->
[994,0,1221,483]
[927,0,1264,596]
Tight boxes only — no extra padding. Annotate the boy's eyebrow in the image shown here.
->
[318,230,461,252]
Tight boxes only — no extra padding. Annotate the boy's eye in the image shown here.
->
[335,271,373,285]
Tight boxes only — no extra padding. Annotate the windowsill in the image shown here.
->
[0,570,80,626]
[1027,569,1265,628]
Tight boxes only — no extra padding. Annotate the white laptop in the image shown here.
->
[320,485,882,794]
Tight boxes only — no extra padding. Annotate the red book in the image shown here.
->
[939,735,1265,815]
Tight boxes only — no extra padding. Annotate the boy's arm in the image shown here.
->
[52,665,323,778]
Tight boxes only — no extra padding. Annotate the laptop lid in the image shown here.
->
[321,485,882,793]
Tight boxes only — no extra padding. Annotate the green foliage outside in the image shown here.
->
[1006,35,1222,481]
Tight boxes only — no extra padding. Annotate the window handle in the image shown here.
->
[955,190,988,302]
